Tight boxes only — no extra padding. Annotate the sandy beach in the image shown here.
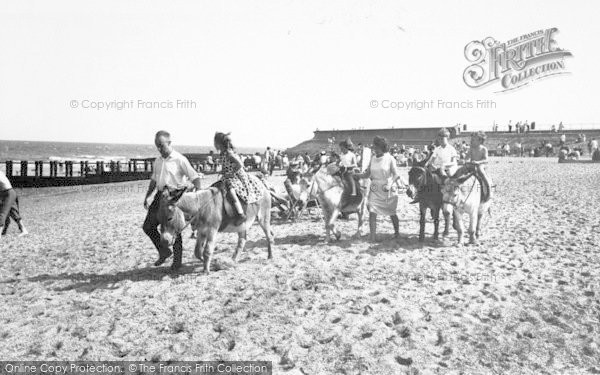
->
[0,157,599,374]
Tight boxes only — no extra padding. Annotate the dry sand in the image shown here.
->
[0,157,599,374]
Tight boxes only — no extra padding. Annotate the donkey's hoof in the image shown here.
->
[442,231,450,237]
[335,231,342,241]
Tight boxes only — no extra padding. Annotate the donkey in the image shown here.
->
[302,165,366,242]
[156,180,274,274]
[441,169,492,245]
[406,156,452,242]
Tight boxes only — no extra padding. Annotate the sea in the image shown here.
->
[0,140,262,162]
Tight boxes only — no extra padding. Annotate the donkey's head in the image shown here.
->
[157,186,188,248]
[406,153,433,199]
[407,166,426,199]
[441,173,474,207]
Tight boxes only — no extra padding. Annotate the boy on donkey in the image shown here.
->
[463,131,493,201]
[0,169,28,240]
[411,128,458,203]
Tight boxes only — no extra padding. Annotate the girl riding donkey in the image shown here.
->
[214,132,264,225]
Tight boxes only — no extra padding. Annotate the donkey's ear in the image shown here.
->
[420,152,433,166]
[454,173,474,185]
[169,187,187,202]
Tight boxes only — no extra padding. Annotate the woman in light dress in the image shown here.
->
[357,136,406,242]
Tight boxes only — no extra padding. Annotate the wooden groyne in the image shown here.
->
[4,159,155,188]
[2,153,227,188]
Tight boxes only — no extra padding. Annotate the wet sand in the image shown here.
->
[0,157,599,374]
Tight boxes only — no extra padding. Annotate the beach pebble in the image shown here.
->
[395,356,413,366]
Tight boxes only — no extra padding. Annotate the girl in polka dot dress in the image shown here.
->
[214,132,263,224]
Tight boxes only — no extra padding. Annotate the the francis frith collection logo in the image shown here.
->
[463,27,572,92]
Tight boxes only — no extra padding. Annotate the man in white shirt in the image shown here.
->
[0,170,28,239]
[143,130,203,266]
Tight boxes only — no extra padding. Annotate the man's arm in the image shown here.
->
[144,179,157,209]
[181,157,204,190]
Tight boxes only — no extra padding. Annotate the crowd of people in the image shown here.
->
[200,148,292,176]
[490,120,586,134]
[482,132,599,159]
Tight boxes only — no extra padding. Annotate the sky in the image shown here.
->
[0,0,599,148]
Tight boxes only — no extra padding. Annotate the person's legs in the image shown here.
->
[8,197,27,236]
[226,184,246,225]
[142,194,171,265]
[343,171,356,196]
[476,166,493,201]
[0,189,17,237]
[172,232,183,269]
[369,212,377,241]
[391,214,400,238]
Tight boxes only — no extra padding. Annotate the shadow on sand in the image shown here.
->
[2,262,208,293]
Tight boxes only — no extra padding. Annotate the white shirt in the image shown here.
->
[151,150,201,190]
[429,144,458,170]
[0,170,12,191]
[339,152,357,168]
[591,140,598,149]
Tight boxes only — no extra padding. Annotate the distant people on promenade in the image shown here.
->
[0,170,28,239]
[142,130,203,266]
[508,121,512,133]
